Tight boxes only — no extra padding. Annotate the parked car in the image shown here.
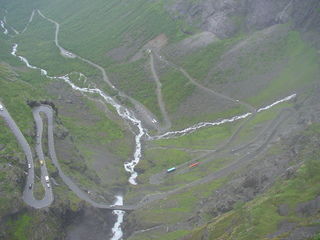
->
[40,160,44,166]
[45,176,50,183]
[189,162,200,168]
[167,167,176,173]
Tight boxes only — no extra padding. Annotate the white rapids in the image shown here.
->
[150,94,297,140]
[257,94,296,112]
[110,196,125,240]
[0,19,8,35]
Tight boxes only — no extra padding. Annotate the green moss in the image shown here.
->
[160,68,195,115]
[108,58,161,119]
[177,35,244,81]
[247,31,319,106]
[7,214,32,240]
[191,124,320,240]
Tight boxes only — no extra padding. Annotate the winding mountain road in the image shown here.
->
[33,105,133,210]
[0,103,132,210]
[0,103,53,209]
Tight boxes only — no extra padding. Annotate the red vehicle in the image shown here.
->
[189,162,200,168]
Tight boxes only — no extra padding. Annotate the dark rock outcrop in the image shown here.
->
[167,0,320,38]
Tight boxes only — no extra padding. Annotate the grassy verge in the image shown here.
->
[174,34,243,82]
[159,68,195,116]
[108,58,161,119]
[136,148,196,183]
[33,181,45,200]
[13,13,101,79]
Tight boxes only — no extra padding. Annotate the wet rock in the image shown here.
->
[55,125,69,140]
[0,144,5,151]
[285,166,296,179]
[167,0,320,38]
[278,204,289,216]
[268,221,297,239]
[283,226,320,240]
[296,195,320,217]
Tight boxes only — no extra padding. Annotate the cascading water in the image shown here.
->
[110,196,125,240]
[0,19,8,35]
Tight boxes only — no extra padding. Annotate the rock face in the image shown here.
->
[167,0,320,38]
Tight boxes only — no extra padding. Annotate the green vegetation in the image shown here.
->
[231,102,293,146]
[137,148,195,182]
[127,177,228,240]
[2,0,37,32]
[130,229,190,240]
[33,181,45,200]
[159,68,195,115]
[0,63,46,142]
[248,31,319,106]
[184,124,320,240]
[7,214,32,240]
[60,97,131,158]
[152,121,241,150]
[14,13,101,79]
[109,58,161,119]
[175,35,243,81]
[38,0,186,67]
[3,0,187,67]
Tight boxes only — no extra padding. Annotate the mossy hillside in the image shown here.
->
[5,210,64,240]
[159,68,195,116]
[168,26,319,108]
[126,177,228,240]
[1,0,38,32]
[13,13,101,80]
[108,58,161,120]
[4,0,188,67]
[183,124,320,240]
[0,63,46,143]
[230,101,293,147]
[172,34,244,82]
[129,229,190,240]
[135,148,196,183]
[247,31,320,106]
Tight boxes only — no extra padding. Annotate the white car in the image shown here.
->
[45,176,50,183]
[0,105,3,111]
[28,163,31,169]
[47,183,50,188]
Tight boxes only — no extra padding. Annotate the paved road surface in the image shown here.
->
[0,103,53,208]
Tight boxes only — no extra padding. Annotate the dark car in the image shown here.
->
[29,183,33,189]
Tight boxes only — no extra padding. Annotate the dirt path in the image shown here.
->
[149,52,172,131]
[152,51,256,113]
